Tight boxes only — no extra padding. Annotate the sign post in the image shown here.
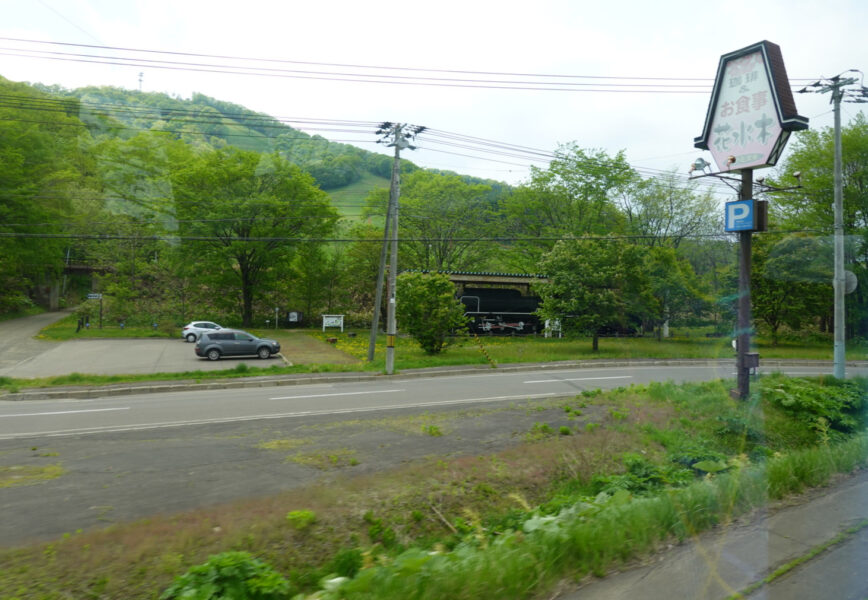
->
[694,40,807,399]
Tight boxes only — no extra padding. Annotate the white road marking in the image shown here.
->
[0,393,559,440]
[270,389,405,400]
[523,376,633,384]
[0,407,129,418]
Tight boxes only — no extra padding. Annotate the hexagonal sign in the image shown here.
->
[695,40,808,172]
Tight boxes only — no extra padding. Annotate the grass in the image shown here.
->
[1,377,865,599]
[326,172,390,219]
[0,464,65,489]
[312,329,868,369]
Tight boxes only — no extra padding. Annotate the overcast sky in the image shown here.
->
[2,0,866,193]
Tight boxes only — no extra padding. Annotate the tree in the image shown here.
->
[396,272,468,354]
[0,77,92,312]
[751,235,831,344]
[535,237,652,351]
[172,149,338,326]
[643,246,707,338]
[769,113,868,337]
[501,144,634,271]
[618,170,719,248]
[365,171,498,271]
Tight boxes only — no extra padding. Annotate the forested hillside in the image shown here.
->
[2,73,867,341]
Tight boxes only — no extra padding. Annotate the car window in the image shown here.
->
[235,333,254,341]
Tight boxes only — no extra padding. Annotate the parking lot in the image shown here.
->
[0,312,358,379]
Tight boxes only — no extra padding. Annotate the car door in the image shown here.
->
[233,332,257,356]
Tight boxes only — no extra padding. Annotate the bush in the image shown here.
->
[761,375,868,435]
[396,272,468,354]
[286,510,317,531]
[160,551,291,599]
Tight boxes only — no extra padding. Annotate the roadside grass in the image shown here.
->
[314,328,864,368]
[1,376,865,599]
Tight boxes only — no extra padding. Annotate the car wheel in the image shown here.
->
[186,333,197,343]
[257,347,271,359]
[206,349,221,361]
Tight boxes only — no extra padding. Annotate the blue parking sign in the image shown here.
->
[725,199,755,232]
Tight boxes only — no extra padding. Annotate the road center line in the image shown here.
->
[270,389,405,400]
[523,376,633,384]
[0,407,130,418]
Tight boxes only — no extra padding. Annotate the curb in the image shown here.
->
[2,358,866,402]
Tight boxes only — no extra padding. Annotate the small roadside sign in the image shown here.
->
[87,293,102,300]
[725,199,755,232]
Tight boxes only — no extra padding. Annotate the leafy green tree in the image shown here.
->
[396,272,468,354]
[172,149,338,326]
[366,171,498,271]
[502,144,634,271]
[749,235,831,344]
[0,77,97,312]
[618,170,719,248]
[643,246,707,338]
[535,237,652,351]
[770,113,868,336]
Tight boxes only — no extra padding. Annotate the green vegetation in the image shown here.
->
[5,74,868,346]
[2,376,865,599]
[396,272,469,354]
[0,464,65,489]
[160,551,291,600]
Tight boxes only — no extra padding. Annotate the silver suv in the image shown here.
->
[194,329,281,361]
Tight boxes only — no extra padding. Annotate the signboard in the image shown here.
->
[725,200,756,232]
[695,40,808,171]
[322,314,344,332]
[87,293,102,300]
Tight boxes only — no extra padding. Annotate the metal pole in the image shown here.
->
[367,202,391,362]
[385,131,401,375]
[736,168,753,399]
[832,85,846,379]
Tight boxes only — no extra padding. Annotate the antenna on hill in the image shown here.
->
[138,72,143,92]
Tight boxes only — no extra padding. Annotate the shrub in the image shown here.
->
[160,551,291,599]
[761,375,868,434]
[396,272,468,354]
[286,510,317,531]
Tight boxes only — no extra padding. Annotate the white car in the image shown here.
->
[181,321,223,343]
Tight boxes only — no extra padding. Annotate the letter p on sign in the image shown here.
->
[725,199,755,232]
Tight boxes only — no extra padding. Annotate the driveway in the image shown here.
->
[0,311,69,373]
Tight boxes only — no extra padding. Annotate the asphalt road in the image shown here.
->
[3,363,860,440]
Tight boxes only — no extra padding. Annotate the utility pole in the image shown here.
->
[799,72,865,379]
[368,123,425,374]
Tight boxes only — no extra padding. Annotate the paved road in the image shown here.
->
[3,363,860,440]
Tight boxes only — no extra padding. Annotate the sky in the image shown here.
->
[1,0,866,193]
